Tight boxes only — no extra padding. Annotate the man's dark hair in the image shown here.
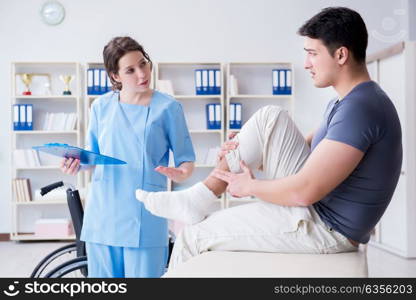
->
[298,7,368,64]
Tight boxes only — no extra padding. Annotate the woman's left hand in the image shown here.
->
[155,166,188,182]
[211,160,255,198]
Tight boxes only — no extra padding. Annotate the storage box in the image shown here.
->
[34,218,74,237]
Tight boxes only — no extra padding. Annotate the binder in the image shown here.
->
[215,69,221,94]
[100,69,107,94]
[201,70,208,94]
[13,104,20,130]
[206,103,215,129]
[229,103,236,128]
[285,69,292,94]
[208,70,215,94]
[26,104,33,130]
[230,103,242,129]
[272,70,278,94]
[195,70,202,95]
[93,69,100,95]
[19,104,26,130]
[235,103,242,129]
[279,70,285,94]
[87,68,94,95]
[32,143,127,165]
[214,103,221,129]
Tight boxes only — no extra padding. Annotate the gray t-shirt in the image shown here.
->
[311,81,402,243]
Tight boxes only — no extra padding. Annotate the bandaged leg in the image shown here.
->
[168,106,312,269]
[136,182,217,225]
[137,106,310,226]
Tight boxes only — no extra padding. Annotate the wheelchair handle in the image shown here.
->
[40,181,64,196]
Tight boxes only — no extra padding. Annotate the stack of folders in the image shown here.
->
[195,69,221,95]
[12,178,32,202]
[272,69,292,95]
[13,149,41,168]
[42,112,77,131]
[87,68,112,95]
[206,103,221,129]
[13,104,33,130]
[229,103,242,129]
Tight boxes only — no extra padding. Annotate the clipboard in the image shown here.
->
[32,143,127,165]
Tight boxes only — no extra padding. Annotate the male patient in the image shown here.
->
[136,7,402,270]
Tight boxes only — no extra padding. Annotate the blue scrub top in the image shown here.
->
[80,91,195,248]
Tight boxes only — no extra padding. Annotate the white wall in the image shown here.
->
[0,0,410,233]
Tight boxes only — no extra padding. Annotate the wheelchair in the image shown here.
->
[30,181,88,278]
[30,181,175,278]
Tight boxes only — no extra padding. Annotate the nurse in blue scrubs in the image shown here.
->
[60,36,195,278]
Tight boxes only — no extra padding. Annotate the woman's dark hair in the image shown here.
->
[298,7,368,64]
[103,36,152,91]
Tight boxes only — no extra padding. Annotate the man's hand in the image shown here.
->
[212,160,255,198]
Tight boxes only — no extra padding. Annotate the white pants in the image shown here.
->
[168,106,357,270]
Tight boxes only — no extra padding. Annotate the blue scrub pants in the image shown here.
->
[86,242,168,278]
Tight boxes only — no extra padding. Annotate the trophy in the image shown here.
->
[59,75,74,95]
[20,73,34,95]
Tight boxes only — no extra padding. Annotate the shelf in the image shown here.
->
[12,95,77,100]
[189,129,222,134]
[174,95,222,100]
[10,233,75,241]
[16,166,60,171]
[228,62,292,65]
[13,200,66,205]
[157,62,222,66]
[228,94,292,99]
[13,130,78,135]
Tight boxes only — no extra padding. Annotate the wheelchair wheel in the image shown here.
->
[44,256,88,278]
[31,243,78,278]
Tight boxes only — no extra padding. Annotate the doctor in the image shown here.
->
[61,36,195,277]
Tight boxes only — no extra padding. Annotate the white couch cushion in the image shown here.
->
[164,248,368,278]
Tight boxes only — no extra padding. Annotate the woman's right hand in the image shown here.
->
[60,157,81,175]
[217,132,239,162]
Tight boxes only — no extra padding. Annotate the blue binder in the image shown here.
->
[25,104,33,130]
[214,103,221,129]
[93,69,100,95]
[208,70,215,94]
[272,70,278,94]
[215,69,221,94]
[206,103,216,129]
[195,69,202,95]
[33,143,127,165]
[201,70,208,94]
[87,68,94,95]
[272,69,292,95]
[13,104,20,130]
[230,103,242,129]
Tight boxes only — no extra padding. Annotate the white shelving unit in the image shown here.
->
[155,62,226,212]
[10,62,82,241]
[366,42,416,258]
[225,62,294,208]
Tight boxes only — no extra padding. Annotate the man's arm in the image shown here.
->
[249,139,364,206]
[213,139,365,206]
